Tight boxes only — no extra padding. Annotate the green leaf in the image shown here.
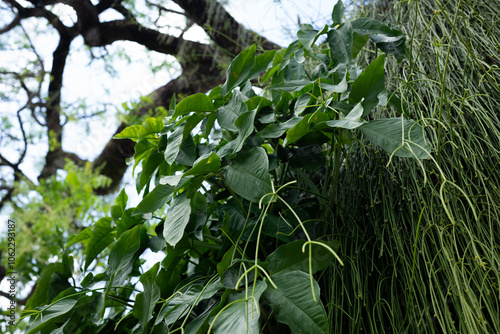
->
[210,280,267,334]
[223,147,273,203]
[262,271,329,334]
[352,17,406,61]
[85,217,115,269]
[332,0,345,26]
[138,151,164,193]
[25,263,67,309]
[133,263,161,326]
[352,32,370,58]
[297,24,319,50]
[173,93,215,119]
[321,101,366,130]
[133,184,175,216]
[286,111,330,145]
[349,54,386,117]
[269,79,314,93]
[156,280,223,326]
[221,44,256,96]
[139,118,164,138]
[164,124,185,165]
[106,225,141,284]
[217,90,248,132]
[327,21,353,66]
[183,152,221,176]
[114,125,142,141]
[266,240,340,275]
[359,118,432,159]
[218,110,257,157]
[176,134,197,166]
[163,193,192,247]
[258,116,301,139]
[249,49,276,80]
[26,298,79,334]
[66,227,92,248]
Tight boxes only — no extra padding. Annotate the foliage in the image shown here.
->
[324,0,500,333]
[20,2,429,333]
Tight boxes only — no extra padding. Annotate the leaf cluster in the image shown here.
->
[22,2,432,333]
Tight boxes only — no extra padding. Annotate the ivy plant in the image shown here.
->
[22,2,431,333]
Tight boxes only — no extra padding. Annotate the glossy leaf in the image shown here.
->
[26,298,79,334]
[359,118,431,159]
[133,263,161,327]
[262,271,329,334]
[349,54,386,117]
[183,152,221,176]
[217,90,248,132]
[266,240,340,275]
[223,147,273,203]
[85,217,115,269]
[221,44,256,96]
[164,124,185,165]
[352,17,406,61]
[321,101,366,130]
[132,184,175,216]
[327,21,353,66]
[106,225,141,283]
[210,280,267,334]
[163,193,192,247]
[258,116,301,139]
[173,93,215,119]
[332,0,345,26]
[286,111,330,145]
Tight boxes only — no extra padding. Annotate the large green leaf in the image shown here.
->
[349,54,386,117]
[173,93,215,119]
[218,110,256,157]
[26,298,79,334]
[133,263,161,328]
[223,147,273,203]
[258,116,301,139]
[221,44,256,96]
[249,49,276,80]
[164,124,185,165]
[332,0,345,26]
[266,240,340,275]
[359,118,432,159]
[210,280,267,334]
[155,280,223,326]
[106,225,141,284]
[85,217,115,269]
[25,263,68,309]
[183,152,221,176]
[217,90,248,132]
[352,17,406,61]
[113,125,142,141]
[327,21,353,66]
[262,271,329,334]
[163,193,192,247]
[132,184,175,216]
[286,111,330,145]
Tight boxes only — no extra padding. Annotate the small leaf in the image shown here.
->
[359,117,432,159]
[223,147,273,204]
[163,193,192,247]
[258,116,301,139]
[269,79,314,93]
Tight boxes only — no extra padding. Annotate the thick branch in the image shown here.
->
[173,0,280,55]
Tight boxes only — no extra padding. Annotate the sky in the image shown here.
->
[0,0,338,317]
